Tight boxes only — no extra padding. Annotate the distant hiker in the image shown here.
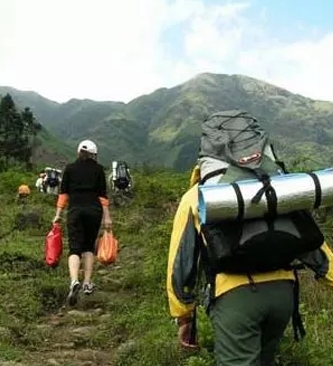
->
[52,139,112,306]
[44,167,62,195]
[167,110,333,366]
[35,172,46,193]
[17,184,31,205]
[109,161,133,192]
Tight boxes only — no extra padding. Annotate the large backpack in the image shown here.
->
[46,170,60,188]
[198,110,324,275]
[114,161,130,190]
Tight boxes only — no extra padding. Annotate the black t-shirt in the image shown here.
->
[60,158,108,206]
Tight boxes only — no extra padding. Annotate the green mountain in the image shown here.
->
[0,86,74,167]
[31,126,75,167]
[2,73,333,170]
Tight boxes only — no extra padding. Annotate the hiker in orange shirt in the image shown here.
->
[52,140,112,306]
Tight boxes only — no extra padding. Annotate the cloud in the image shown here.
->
[157,1,254,85]
[161,0,333,102]
[240,34,333,101]
[0,0,171,102]
[1,0,333,102]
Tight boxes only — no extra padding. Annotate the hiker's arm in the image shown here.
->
[298,241,333,286]
[56,167,70,211]
[96,167,112,230]
[316,242,333,286]
[97,166,110,208]
[167,200,199,319]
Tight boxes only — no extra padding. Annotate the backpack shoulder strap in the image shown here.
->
[199,168,227,185]
[196,229,216,305]
[269,144,288,174]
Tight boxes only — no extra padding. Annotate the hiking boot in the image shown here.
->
[67,280,80,306]
[82,282,95,295]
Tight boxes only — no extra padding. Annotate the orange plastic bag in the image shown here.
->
[45,223,63,267]
[97,230,119,265]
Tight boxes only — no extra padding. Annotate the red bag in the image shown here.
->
[97,230,119,265]
[45,223,63,267]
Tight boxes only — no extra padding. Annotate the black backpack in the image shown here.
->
[46,170,59,188]
[114,162,130,190]
[198,110,324,275]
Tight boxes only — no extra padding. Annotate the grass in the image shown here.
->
[0,168,333,365]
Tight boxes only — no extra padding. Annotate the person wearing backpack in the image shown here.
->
[35,173,46,193]
[111,161,132,192]
[52,140,112,306]
[167,110,333,366]
[44,168,61,195]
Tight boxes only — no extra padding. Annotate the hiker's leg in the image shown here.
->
[209,284,265,366]
[82,252,94,284]
[260,281,294,366]
[67,207,84,282]
[66,207,85,305]
[67,249,81,306]
[68,254,81,281]
[82,206,103,286]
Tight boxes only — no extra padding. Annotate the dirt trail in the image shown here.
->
[21,262,133,366]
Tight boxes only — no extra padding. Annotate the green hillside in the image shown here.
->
[3,73,333,170]
[0,168,333,365]
[32,127,75,167]
[0,88,74,167]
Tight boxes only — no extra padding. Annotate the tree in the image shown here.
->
[0,94,41,171]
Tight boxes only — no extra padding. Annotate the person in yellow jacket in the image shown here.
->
[167,165,333,366]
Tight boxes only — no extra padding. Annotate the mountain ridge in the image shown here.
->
[2,72,333,170]
[5,72,330,106]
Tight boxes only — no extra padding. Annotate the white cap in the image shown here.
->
[77,140,98,154]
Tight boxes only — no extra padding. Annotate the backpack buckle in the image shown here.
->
[239,151,261,165]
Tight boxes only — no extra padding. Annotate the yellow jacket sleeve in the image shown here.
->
[315,242,333,286]
[299,241,333,286]
[167,191,200,318]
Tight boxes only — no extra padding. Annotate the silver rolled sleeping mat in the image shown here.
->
[198,168,333,225]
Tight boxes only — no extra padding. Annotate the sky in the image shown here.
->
[0,0,332,103]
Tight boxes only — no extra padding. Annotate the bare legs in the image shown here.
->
[68,252,94,284]
[68,254,80,282]
[82,252,94,285]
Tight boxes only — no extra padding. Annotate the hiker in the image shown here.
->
[44,167,61,195]
[109,161,133,192]
[35,172,46,193]
[52,139,112,306]
[17,184,31,205]
[166,110,333,366]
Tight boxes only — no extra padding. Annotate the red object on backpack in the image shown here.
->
[45,223,63,267]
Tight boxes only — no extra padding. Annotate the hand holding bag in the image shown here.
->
[97,230,119,265]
